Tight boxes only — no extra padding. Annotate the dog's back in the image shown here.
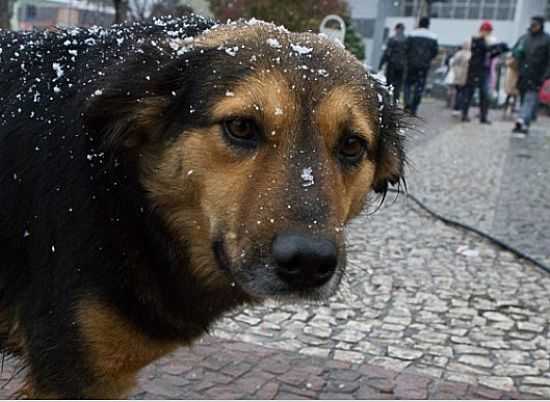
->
[0,17,216,398]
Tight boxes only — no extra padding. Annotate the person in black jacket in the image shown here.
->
[379,23,407,103]
[512,16,550,134]
[461,21,508,124]
[403,17,438,116]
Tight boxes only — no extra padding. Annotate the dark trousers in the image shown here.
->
[386,66,404,103]
[404,68,428,115]
[454,85,467,111]
[462,73,490,122]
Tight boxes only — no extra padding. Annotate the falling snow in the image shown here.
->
[266,38,282,49]
[290,43,313,55]
[52,63,64,79]
[301,167,315,187]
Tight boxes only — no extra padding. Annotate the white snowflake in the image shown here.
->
[301,167,315,187]
[52,63,64,79]
[290,43,313,55]
[266,38,282,49]
[224,46,239,56]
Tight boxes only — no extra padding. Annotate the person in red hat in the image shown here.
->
[461,21,508,124]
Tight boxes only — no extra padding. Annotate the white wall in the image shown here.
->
[347,0,379,20]
[514,0,546,39]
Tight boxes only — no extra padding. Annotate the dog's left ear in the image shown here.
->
[372,90,406,195]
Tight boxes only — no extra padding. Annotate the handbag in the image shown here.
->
[539,79,550,105]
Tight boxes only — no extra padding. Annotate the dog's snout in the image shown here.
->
[272,232,338,287]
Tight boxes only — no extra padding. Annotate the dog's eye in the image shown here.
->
[222,118,258,148]
[337,134,368,166]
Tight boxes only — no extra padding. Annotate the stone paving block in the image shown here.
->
[494,364,540,376]
[358,363,399,379]
[458,355,494,368]
[404,364,443,379]
[278,371,307,387]
[304,375,326,392]
[160,361,194,376]
[204,385,248,400]
[478,376,515,392]
[367,357,411,372]
[257,358,291,375]
[519,386,550,398]
[388,346,424,360]
[220,361,253,378]
[365,377,395,393]
[139,380,183,399]
[355,385,395,400]
[253,381,279,399]
[470,385,504,399]
[318,392,355,399]
[278,384,318,398]
[324,380,360,394]
[230,376,270,394]
[276,392,310,400]
[327,368,362,383]
[333,350,365,364]
[431,381,469,399]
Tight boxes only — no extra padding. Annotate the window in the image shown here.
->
[396,0,517,21]
[546,0,550,21]
[26,4,37,20]
[467,4,481,19]
[482,5,496,19]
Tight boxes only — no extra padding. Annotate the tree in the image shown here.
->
[209,0,347,32]
[0,0,14,30]
[342,17,365,61]
[207,0,366,60]
[150,1,194,18]
[113,0,129,23]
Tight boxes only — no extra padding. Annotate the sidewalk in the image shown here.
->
[1,101,548,399]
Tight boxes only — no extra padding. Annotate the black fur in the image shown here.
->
[0,16,405,398]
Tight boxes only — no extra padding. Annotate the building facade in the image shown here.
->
[350,0,550,68]
[11,0,115,30]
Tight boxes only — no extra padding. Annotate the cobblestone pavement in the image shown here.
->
[409,102,550,267]
[0,102,548,399]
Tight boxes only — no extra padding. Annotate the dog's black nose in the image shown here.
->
[272,232,338,287]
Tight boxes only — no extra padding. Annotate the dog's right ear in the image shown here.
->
[82,45,206,151]
[372,89,407,196]
[82,51,177,151]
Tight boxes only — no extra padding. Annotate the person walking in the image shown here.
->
[403,17,438,116]
[449,40,471,117]
[379,23,407,103]
[512,16,550,134]
[502,54,519,119]
[461,21,508,124]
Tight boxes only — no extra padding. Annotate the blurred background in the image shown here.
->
[1,1,549,71]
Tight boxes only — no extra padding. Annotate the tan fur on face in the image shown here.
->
[316,86,377,220]
[142,34,395,291]
[211,70,297,141]
[142,71,300,287]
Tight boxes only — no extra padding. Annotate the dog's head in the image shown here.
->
[85,20,405,302]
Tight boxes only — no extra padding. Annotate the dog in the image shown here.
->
[0,15,405,398]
